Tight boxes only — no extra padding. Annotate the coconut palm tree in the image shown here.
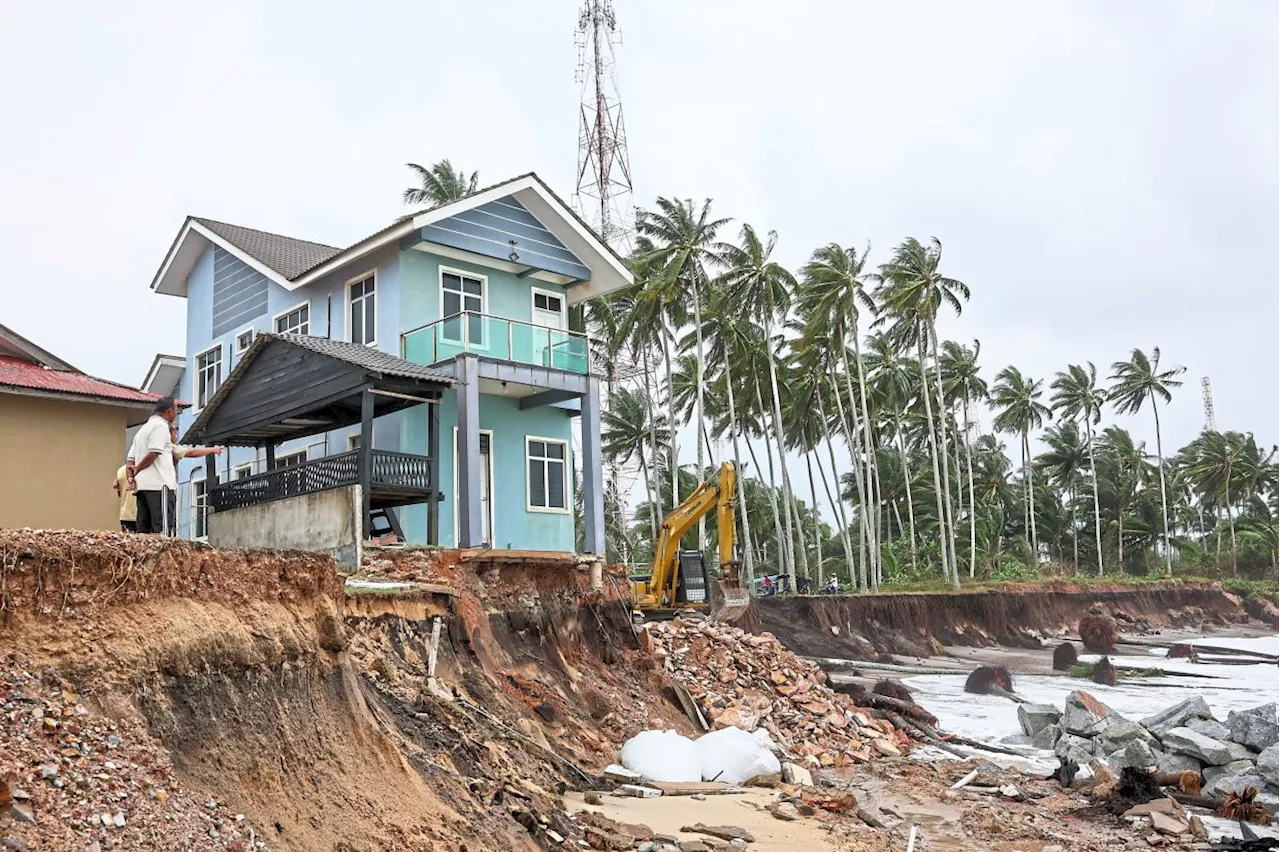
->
[800,243,881,585]
[719,224,800,586]
[636,198,732,552]
[1051,363,1108,574]
[1108,347,1185,575]
[991,367,1052,564]
[402,159,479,206]
[601,386,669,537]
[876,238,970,588]
[865,333,921,573]
[1037,421,1089,570]
[940,340,987,577]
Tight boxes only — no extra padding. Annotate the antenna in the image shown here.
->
[1201,376,1216,433]
[574,0,633,253]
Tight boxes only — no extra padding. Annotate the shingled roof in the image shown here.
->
[192,217,342,281]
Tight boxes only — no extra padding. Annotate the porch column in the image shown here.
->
[456,354,483,548]
[360,389,374,539]
[426,395,441,545]
[580,375,606,556]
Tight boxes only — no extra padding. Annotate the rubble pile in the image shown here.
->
[645,619,914,768]
[1021,690,1279,816]
[0,654,261,851]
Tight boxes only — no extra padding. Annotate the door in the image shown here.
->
[455,431,494,545]
[531,288,566,367]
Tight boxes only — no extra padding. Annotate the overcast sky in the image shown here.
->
[2,0,1276,470]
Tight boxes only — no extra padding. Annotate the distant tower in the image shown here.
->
[1201,377,1217,432]
[574,0,633,253]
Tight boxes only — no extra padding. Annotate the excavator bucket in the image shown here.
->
[710,563,751,622]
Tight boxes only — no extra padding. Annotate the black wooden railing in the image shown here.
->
[210,450,433,512]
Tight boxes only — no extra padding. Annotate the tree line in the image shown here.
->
[405,161,1280,589]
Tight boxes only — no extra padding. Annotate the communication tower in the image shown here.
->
[1201,377,1216,432]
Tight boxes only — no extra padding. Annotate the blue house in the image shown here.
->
[149,173,632,553]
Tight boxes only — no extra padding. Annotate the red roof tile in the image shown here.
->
[0,356,158,405]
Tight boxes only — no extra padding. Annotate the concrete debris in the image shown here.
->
[646,619,914,768]
[1227,703,1280,752]
[1162,727,1237,767]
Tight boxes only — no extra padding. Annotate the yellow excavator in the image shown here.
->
[629,462,751,622]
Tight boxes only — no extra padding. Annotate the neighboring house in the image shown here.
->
[150,172,632,552]
[0,323,157,531]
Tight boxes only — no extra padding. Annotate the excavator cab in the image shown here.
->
[630,463,751,622]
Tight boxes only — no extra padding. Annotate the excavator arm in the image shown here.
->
[632,463,749,620]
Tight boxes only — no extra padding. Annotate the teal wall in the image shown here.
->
[399,249,569,336]
[400,390,576,551]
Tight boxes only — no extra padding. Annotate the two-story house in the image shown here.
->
[149,173,631,554]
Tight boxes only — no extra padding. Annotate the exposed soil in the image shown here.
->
[742,583,1261,660]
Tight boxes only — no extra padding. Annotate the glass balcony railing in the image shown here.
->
[401,312,592,375]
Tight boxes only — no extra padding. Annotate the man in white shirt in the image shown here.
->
[127,397,180,535]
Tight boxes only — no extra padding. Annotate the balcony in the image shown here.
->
[209,449,435,512]
[401,312,591,375]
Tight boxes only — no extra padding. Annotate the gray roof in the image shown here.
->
[193,217,342,281]
[270,333,456,384]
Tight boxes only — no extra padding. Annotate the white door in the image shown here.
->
[479,434,492,544]
[531,289,566,367]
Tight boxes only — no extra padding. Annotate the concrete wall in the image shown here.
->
[207,485,361,570]
[0,394,129,530]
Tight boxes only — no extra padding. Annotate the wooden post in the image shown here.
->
[265,442,276,471]
[360,389,375,541]
[427,395,441,545]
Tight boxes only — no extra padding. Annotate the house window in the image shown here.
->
[347,434,361,452]
[273,450,308,470]
[441,269,485,343]
[527,437,568,512]
[195,345,222,409]
[235,328,256,354]
[275,302,310,335]
[232,463,253,480]
[348,274,376,345]
[192,478,208,540]
[532,291,564,321]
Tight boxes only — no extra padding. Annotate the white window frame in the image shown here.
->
[347,433,362,452]
[345,271,377,346]
[530,287,567,330]
[234,326,256,355]
[194,343,223,411]
[439,266,488,345]
[191,475,209,541]
[273,300,311,335]
[232,462,254,480]
[273,449,308,470]
[452,427,496,545]
[525,435,570,514]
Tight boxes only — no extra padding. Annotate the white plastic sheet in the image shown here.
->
[694,726,782,784]
[619,730,702,783]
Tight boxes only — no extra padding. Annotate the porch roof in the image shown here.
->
[183,334,453,447]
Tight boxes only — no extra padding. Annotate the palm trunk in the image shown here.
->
[929,331,959,588]
[962,397,978,578]
[762,318,797,586]
[721,349,756,583]
[661,324,679,515]
[1071,482,1078,571]
[950,405,965,577]
[752,380,788,572]
[805,451,823,585]
[851,330,881,590]
[816,448,852,590]
[642,352,661,531]
[1024,431,1039,563]
[842,345,877,587]
[1225,479,1238,576]
[690,277,708,554]
[915,333,952,584]
[894,413,919,574]
[1151,404,1173,576]
[1085,418,1104,575]
[831,369,869,591]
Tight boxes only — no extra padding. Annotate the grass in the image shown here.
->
[865,571,1278,598]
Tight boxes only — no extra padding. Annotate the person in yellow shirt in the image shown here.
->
[113,464,138,533]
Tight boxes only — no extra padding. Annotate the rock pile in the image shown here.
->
[1018,690,1279,812]
[0,653,261,851]
[645,619,912,768]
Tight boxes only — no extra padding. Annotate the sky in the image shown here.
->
[2,0,1276,482]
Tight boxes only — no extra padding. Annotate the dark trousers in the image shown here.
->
[136,488,176,535]
[120,521,137,533]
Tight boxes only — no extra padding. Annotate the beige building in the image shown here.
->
[0,324,157,531]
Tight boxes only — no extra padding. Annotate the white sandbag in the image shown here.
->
[695,726,782,785]
[620,729,702,783]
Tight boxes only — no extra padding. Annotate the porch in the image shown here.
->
[182,334,453,541]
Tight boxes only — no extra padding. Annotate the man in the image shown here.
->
[112,464,137,533]
[127,397,179,535]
